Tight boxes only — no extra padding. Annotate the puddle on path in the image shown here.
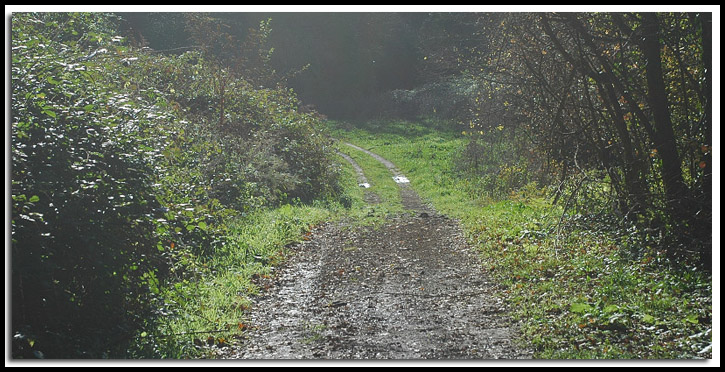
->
[392,175,409,184]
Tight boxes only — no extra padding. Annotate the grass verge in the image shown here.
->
[128,149,372,358]
[329,119,713,360]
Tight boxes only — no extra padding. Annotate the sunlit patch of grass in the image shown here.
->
[133,204,337,358]
[470,198,712,359]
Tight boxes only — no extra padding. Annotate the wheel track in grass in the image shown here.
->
[343,142,432,213]
[335,150,381,205]
[216,142,531,360]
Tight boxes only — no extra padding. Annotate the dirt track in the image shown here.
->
[217,144,531,360]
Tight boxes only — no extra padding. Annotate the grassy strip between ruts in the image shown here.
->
[328,119,713,360]
[336,143,405,214]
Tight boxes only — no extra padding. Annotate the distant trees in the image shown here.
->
[269,13,424,118]
[119,12,426,119]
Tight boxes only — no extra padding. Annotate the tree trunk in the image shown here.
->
[640,13,689,219]
[700,12,712,208]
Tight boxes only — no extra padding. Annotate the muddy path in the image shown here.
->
[217,143,531,360]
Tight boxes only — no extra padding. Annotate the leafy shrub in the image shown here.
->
[11,12,342,358]
[11,12,172,358]
[381,76,478,120]
[455,131,551,200]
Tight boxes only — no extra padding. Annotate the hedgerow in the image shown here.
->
[11,12,339,358]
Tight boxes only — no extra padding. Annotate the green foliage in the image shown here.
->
[11,12,343,359]
[127,203,343,358]
[456,12,712,268]
[381,76,479,120]
[11,12,172,358]
[456,132,550,200]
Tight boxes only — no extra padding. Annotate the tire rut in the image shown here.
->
[216,144,531,360]
[343,143,431,213]
[335,150,381,205]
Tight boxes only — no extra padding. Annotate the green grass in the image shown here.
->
[329,119,713,360]
[134,119,712,359]
[130,204,340,358]
[129,149,373,358]
[336,143,404,213]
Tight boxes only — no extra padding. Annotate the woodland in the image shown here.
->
[10,11,714,360]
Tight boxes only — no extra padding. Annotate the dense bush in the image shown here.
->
[11,12,171,358]
[11,12,340,358]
